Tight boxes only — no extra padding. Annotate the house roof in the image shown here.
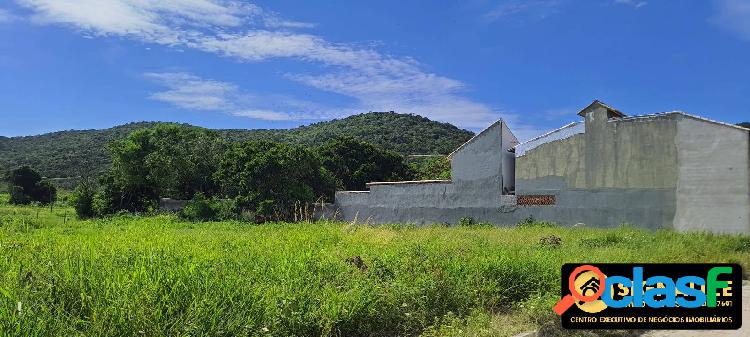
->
[514,121,585,156]
[615,111,750,132]
[577,100,626,118]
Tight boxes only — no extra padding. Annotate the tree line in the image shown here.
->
[4,124,451,222]
[0,112,474,180]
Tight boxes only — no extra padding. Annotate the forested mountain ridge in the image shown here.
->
[0,112,474,178]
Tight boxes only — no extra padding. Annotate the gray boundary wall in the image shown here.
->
[332,106,750,234]
[673,116,750,233]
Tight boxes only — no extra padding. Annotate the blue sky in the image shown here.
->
[0,0,749,140]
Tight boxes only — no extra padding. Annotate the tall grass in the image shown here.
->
[0,198,748,336]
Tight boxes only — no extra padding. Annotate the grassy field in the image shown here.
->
[1,195,749,336]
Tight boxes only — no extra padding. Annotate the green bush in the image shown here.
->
[6,166,57,205]
[516,215,558,228]
[180,193,235,222]
[408,155,451,180]
[458,216,475,226]
[71,180,96,219]
[217,141,336,221]
[318,137,414,190]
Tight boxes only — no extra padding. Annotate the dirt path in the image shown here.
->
[641,283,749,337]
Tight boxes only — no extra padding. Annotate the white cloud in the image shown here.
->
[614,0,647,9]
[145,72,339,121]
[18,0,236,43]
[711,0,750,41]
[16,0,542,137]
[0,8,19,23]
[233,109,299,121]
[144,72,237,110]
[484,0,562,21]
[16,0,306,42]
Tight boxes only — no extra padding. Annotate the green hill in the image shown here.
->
[0,112,474,179]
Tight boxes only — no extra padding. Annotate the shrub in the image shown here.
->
[579,233,627,248]
[180,193,236,222]
[6,166,57,205]
[32,180,57,204]
[91,192,110,218]
[318,137,414,191]
[71,180,96,219]
[516,215,558,228]
[539,235,562,248]
[458,217,475,226]
[93,172,158,216]
[8,185,30,205]
[408,155,451,180]
[217,141,336,221]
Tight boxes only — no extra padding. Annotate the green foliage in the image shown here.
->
[33,179,57,204]
[96,124,225,215]
[516,215,558,228]
[217,141,336,221]
[0,122,158,180]
[458,216,475,226]
[180,193,235,222]
[408,155,451,180]
[70,179,96,219]
[5,166,56,205]
[139,125,225,199]
[0,209,747,336]
[318,137,414,190]
[107,124,224,200]
[0,113,474,179]
[579,233,628,248]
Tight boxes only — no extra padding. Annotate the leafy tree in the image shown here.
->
[6,166,56,205]
[318,137,414,190]
[71,178,96,218]
[217,141,336,221]
[97,124,226,215]
[7,166,40,204]
[738,122,750,129]
[408,156,451,180]
[33,180,57,204]
[180,193,236,222]
[142,125,225,199]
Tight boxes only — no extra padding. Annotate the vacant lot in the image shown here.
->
[1,196,749,336]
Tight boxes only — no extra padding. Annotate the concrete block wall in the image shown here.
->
[673,116,750,233]
[334,120,519,224]
[332,102,750,234]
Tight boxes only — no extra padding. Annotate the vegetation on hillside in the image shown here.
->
[407,155,452,180]
[0,122,156,181]
[738,122,750,129]
[0,112,473,179]
[0,197,748,336]
[318,137,414,190]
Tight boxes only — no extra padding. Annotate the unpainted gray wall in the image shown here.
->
[332,110,750,233]
[450,120,513,192]
[673,117,750,233]
[511,110,680,229]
